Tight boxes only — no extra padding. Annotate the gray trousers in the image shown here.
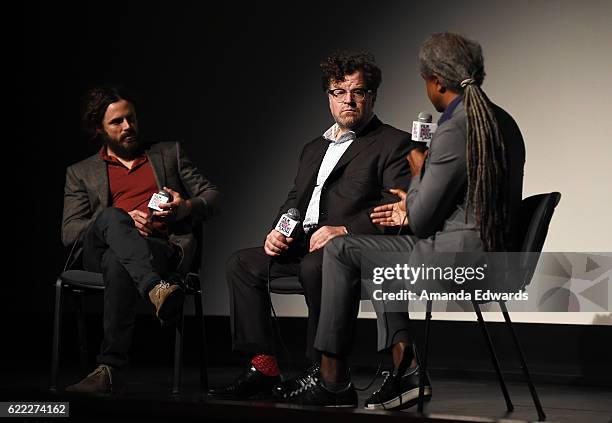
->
[314,234,418,357]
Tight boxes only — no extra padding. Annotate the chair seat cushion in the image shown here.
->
[60,270,105,290]
[269,276,304,295]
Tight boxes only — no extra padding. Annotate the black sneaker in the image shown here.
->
[207,365,280,400]
[364,366,432,410]
[272,363,320,400]
[285,378,357,408]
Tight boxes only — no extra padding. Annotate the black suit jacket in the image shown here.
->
[275,116,417,239]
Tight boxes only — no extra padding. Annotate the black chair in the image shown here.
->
[416,192,561,421]
[50,226,208,395]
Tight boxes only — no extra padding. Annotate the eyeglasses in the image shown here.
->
[327,88,371,103]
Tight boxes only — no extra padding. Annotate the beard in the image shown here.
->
[334,109,369,132]
[102,130,143,160]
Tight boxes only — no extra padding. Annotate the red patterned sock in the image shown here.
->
[251,354,280,377]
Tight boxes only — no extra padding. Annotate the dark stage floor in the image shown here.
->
[2,365,611,422]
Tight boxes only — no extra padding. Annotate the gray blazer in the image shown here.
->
[62,142,220,270]
[406,100,525,254]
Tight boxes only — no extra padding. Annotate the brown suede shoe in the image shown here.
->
[148,280,184,324]
[65,365,124,394]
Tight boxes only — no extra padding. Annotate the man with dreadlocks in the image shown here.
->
[285,33,525,408]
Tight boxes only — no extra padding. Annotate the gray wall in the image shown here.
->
[198,0,612,326]
[31,1,611,326]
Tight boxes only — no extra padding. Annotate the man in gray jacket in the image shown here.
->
[62,86,219,394]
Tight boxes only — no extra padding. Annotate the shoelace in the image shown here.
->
[224,365,259,392]
[88,365,113,387]
[370,370,395,410]
[282,366,319,397]
[372,371,391,395]
[156,281,171,300]
[289,376,318,398]
[297,372,315,386]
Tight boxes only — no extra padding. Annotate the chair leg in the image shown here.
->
[473,301,514,412]
[500,302,546,421]
[417,300,433,413]
[75,293,88,374]
[50,278,63,392]
[194,290,208,391]
[172,312,185,396]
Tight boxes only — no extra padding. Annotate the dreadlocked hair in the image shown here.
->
[419,33,510,251]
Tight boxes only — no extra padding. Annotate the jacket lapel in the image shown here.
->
[89,155,109,207]
[326,116,382,181]
[147,148,166,189]
[304,137,329,179]
[296,138,329,210]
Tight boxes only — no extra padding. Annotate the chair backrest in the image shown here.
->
[519,192,562,253]
[517,192,562,289]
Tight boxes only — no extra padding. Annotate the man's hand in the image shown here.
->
[153,186,192,221]
[264,229,293,257]
[370,189,409,227]
[309,225,347,252]
[128,209,153,237]
[407,148,428,177]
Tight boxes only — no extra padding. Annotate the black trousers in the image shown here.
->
[227,239,324,362]
[82,207,176,368]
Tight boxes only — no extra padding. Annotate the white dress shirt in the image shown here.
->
[302,124,356,231]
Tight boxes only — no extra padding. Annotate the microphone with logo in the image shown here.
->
[411,112,438,149]
[148,189,173,213]
[275,208,301,239]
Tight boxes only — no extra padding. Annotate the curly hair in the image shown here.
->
[81,86,135,141]
[320,52,382,93]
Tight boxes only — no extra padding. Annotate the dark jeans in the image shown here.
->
[82,207,177,368]
[227,236,324,362]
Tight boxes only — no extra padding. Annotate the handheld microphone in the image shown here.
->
[411,112,438,147]
[275,208,301,238]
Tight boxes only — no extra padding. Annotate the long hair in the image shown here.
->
[419,33,509,251]
[81,85,135,142]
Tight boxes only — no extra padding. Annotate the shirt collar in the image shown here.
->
[323,124,356,144]
[323,113,375,144]
[100,146,147,169]
[438,95,463,126]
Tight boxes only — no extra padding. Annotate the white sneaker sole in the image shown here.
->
[366,386,432,410]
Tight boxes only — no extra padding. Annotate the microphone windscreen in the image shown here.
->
[417,112,433,123]
[287,208,301,221]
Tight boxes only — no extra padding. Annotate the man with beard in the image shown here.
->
[208,53,418,402]
[62,86,219,394]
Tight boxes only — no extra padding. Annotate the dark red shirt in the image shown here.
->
[100,148,167,236]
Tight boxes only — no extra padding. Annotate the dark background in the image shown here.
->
[7,1,611,387]
[25,1,405,314]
